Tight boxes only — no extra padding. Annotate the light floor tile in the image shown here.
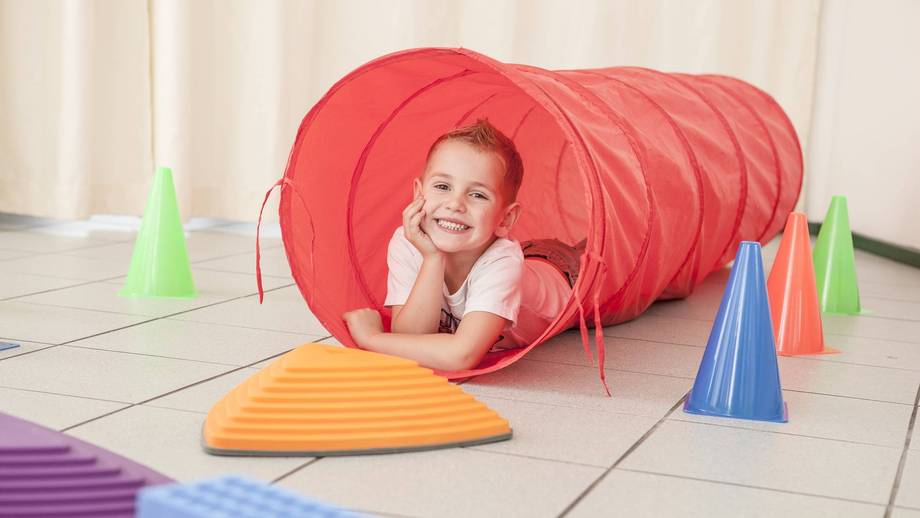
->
[469,395,658,467]
[860,280,920,303]
[897,450,920,509]
[171,285,328,335]
[0,345,232,403]
[526,330,703,379]
[822,313,920,344]
[817,334,920,371]
[893,508,920,517]
[568,469,884,518]
[68,319,314,366]
[672,389,913,448]
[0,301,148,344]
[603,314,712,347]
[276,448,603,518]
[463,359,691,418]
[620,420,901,504]
[0,230,111,253]
[0,253,129,281]
[194,248,293,279]
[855,250,920,287]
[0,270,87,299]
[144,367,260,413]
[778,355,920,404]
[0,249,31,261]
[62,230,261,264]
[860,297,920,322]
[18,269,291,317]
[0,338,54,359]
[0,387,128,430]
[65,405,306,482]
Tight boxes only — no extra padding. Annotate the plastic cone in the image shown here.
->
[120,166,196,298]
[684,241,788,422]
[813,196,861,314]
[767,213,838,356]
[203,343,512,456]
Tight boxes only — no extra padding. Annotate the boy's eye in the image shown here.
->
[433,183,449,191]
[471,192,487,200]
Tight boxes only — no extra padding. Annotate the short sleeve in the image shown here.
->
[463,253,524,325]
[384,226,421,307]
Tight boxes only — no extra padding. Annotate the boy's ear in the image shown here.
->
[495,201,522,238]
[412,178,423,198]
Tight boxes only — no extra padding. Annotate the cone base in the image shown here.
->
[201,428,512,457]
[777,346,840,357]
[683,400,788,423]
[821,308,872,316]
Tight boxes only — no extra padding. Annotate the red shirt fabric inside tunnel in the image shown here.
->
[257,47,802,394]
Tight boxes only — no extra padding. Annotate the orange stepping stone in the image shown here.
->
[203,343,512,456]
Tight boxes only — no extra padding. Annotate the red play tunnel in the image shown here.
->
[259,47,802,393]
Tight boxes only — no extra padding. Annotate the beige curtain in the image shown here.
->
[1,0,820,223]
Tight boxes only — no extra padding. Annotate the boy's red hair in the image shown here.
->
[426,119,524,203]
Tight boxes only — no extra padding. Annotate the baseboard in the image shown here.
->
[807,221,920,269]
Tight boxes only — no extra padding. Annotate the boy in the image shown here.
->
[342,120,582,372]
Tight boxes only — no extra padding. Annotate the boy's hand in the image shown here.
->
[402,195,442,259]
[342,308,384,345]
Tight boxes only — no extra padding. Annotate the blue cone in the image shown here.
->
[684,241,788,423]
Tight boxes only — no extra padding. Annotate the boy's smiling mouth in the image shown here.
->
[435,218,471,233]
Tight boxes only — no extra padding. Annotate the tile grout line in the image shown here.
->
[59,335,332,433]
[618,468,890,508]
[556,392,689,517]
[270,458,322,484]
[884,383,920,517]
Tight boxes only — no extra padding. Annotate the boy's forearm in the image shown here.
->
[392,255,446,334]
[361,331,472,372]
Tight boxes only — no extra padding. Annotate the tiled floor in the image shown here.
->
[1,212,918,517]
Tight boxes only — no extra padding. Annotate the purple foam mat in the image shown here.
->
[0,411,173,517]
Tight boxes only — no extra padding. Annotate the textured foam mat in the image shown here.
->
[0,411,172,517]
[137,474,360,517]
[203,343,512,455]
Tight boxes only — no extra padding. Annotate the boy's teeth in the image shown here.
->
[437,219,468,231]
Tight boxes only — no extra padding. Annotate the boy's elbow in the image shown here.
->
[441,340,484,372]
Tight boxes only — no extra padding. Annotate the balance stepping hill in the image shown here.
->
[0,411,172,517]
[203,343,512,456]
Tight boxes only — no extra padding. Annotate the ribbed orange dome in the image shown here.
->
[203,343,512,455]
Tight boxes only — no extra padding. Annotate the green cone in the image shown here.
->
[120,166,197,298]
[812,195,859,314]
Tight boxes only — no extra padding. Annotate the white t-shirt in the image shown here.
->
[383,226,572,349]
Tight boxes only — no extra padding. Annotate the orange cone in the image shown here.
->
[766,212,837,356]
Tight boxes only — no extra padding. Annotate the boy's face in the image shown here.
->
[413,140,521,255]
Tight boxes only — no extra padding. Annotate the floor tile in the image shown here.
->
[860,280,920,303]
[568,469,884,518]
[854,250,920,287]
[194,248,293,279]
[671,389,912,448]
[603,314,712,347]
[144,367,260,413]
[526,330,703,379]
[62,230,260,264]
[68,319,316,366]
[822,313,920,344]
[0,387,128,430]
[170,285,328,335]
[463,359,691,418]
[620,420,901,504]
[468,395,658,467]
[897,450,920,509]
[0,252,129,281]
[860,297,920,321]
[0,249,31,261]
[778,355,920,404]
[0,345,232,403]
[0,230,111,253]
[65,405,306,482]
[0,301,148,344]
[17,269,291,317]
[893,508,920,517]
[0,338,54,359]
[813,334,920,371]
[276,448,603,518]
[0,270,88,299]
